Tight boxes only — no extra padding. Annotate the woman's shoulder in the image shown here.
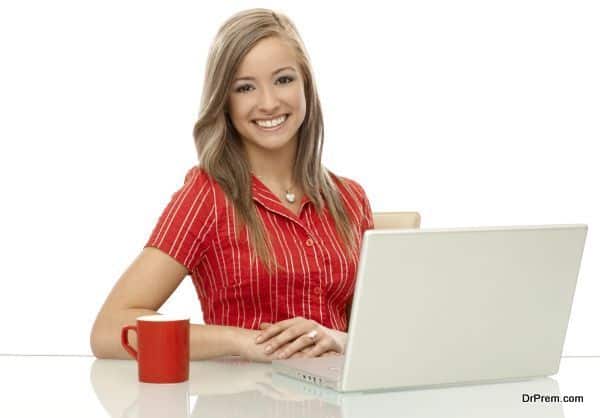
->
[181,165,224,194]
[145,165,219,272]
[183,164,212,185]
[327,170,368,201]
[174,165,222,206]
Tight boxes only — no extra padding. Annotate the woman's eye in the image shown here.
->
[235,84,253,93]
[276,75,294,85]
[234,76,294,94]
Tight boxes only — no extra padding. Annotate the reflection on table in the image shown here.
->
[90,356,564,418]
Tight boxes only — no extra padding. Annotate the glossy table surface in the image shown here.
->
[0,355,597,417]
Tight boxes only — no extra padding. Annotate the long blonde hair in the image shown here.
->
[193,8,358,273]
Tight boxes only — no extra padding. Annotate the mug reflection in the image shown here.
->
[89,357,564,418]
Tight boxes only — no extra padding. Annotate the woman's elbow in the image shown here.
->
[90,321,111,359]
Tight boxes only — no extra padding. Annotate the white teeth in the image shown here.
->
[255,115,287,128]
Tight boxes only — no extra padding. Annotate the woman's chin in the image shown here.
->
[244,135,297,153]
[259,142,294,153]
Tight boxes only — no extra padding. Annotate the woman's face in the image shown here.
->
[227,36,306,154]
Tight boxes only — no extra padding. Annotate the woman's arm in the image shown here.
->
[90,247,276,362]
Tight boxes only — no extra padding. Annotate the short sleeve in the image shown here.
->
[335,175,374,237]
[350,181,374,236]
[144,166,216,273]
[360,188,375,235]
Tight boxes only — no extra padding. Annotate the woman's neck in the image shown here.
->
[244,138,297,188]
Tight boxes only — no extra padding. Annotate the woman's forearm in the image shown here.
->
[90,308,243,360]
[189,323,241,360]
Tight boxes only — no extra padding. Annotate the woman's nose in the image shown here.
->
[257,85,280,112]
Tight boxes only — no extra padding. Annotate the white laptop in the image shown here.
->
[272,224,588,393]
[271,372,564,418]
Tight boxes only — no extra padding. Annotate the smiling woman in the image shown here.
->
[227,36,307,193]
[90,8,374,363]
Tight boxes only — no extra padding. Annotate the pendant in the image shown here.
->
[285,191,296,203]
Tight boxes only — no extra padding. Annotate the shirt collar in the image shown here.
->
[250,175,312,221]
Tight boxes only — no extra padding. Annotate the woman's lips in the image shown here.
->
[253,114,289,131]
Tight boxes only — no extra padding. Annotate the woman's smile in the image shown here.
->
[253,114,289,131]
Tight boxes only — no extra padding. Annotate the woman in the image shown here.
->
[90,8,373,363]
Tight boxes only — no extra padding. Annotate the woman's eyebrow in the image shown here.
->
[234,66,296,82]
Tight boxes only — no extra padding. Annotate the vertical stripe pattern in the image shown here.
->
[145,166,374,331]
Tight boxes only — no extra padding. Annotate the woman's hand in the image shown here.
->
[236,328,278,363]
[255,317,347,360]
[235,327,316,363]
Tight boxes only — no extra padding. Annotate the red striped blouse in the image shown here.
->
[144,166,374,331]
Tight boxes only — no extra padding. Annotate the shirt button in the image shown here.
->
[305,238,314,247]
[314,286,323,295]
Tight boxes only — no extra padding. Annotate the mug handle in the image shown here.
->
[121,325,138,360]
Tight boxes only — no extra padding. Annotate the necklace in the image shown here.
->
[284,190,296,204]
[252,172,296,203]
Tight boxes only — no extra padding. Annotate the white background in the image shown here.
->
[0,0,597,355]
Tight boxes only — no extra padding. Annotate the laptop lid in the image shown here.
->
[341,224,587,392]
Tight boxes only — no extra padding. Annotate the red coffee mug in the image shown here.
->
[121,315,190,383]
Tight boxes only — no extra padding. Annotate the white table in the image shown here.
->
[0,355,598,417]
